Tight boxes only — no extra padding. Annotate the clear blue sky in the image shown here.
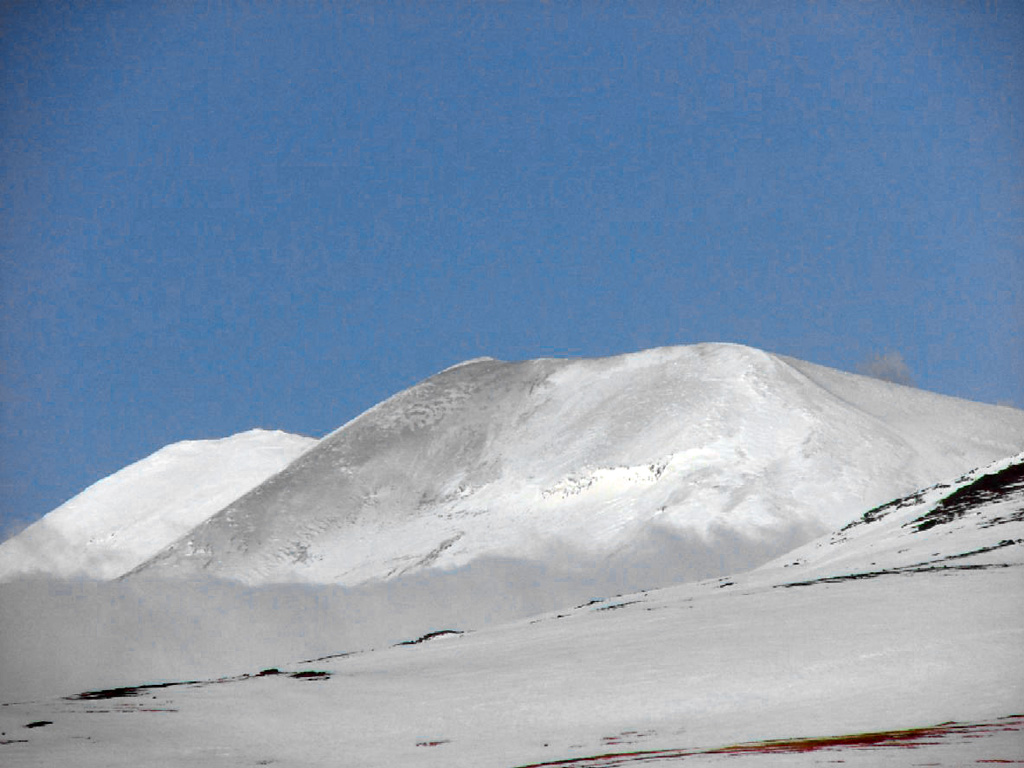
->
[2,1,1022,538]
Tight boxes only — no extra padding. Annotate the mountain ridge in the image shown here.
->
[127,343,1024,586]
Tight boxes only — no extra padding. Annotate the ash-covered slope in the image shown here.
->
[131,344,1024,586]
[0,429,317,581]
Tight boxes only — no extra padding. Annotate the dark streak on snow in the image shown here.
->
[289,671,331,680]
[68,681,201,701]
[395,629,464,646]
[298,651,358,664]
[979,508,1024,528]
[907,461,1024,533]
[936,540,1022,562]
[513,715,1024,767]
[596,601,642,612]
[601,731,654,746]
[68,665,337,701]
[842,489,931,531]
[775,561,1015,588]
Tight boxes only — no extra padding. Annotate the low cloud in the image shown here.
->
[857,351,914,386]
[0,521,818,700]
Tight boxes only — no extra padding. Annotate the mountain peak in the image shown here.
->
[126,344,1024,586]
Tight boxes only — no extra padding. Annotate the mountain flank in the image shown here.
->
[124,343,1024,586]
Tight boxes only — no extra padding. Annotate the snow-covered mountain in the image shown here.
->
[128,343,1024,586]
[4,346,1022,765]
[4,454,1022,766]
[0,429,316,581]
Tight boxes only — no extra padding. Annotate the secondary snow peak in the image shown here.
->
[0,430,317,581]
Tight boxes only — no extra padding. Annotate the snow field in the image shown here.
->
[2,566,1020,767]
[2,453,1023,766]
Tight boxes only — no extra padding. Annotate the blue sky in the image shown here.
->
[2,0,1022,537]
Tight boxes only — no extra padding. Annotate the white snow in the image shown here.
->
[0,429,317,581]
[438,356,500,373]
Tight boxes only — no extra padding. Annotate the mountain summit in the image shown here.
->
[125,344,1024,586]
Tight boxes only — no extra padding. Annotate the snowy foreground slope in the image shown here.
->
[0,430,316,580]
[2,455,1022,767]
[131,344,1024,586]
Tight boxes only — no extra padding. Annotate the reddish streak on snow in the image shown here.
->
[706,724,952,754]
[513,715,1024,767]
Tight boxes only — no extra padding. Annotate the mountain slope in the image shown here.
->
[4,455,1022,766]
[755,450,1024,586]
[130,343,1024,586]
[0,429,317,581]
